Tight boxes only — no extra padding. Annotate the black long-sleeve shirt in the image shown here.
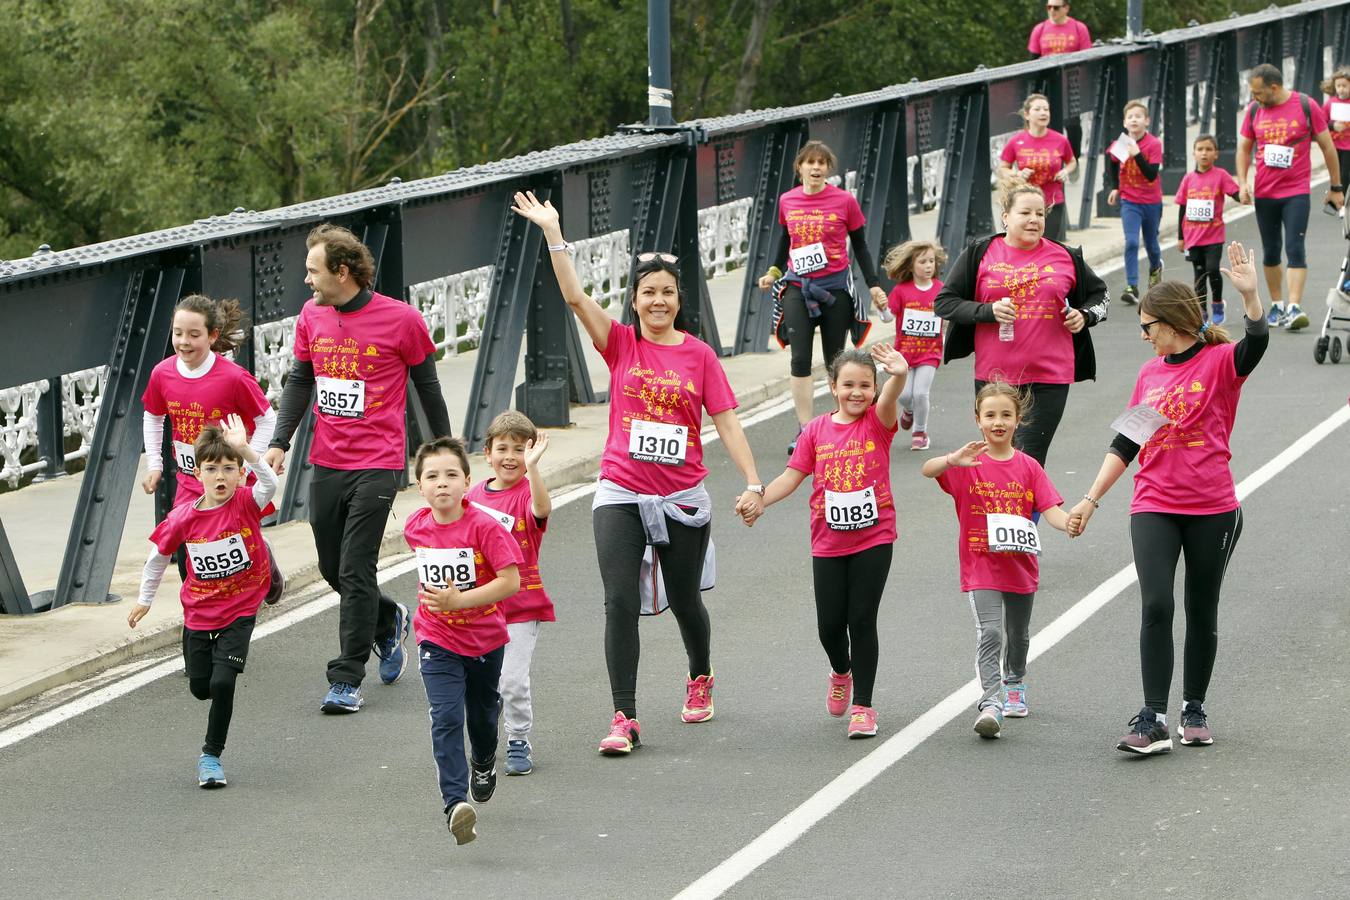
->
[1104,153,1160,191]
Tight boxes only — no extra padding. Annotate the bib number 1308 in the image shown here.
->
[417,547,477,590]
[985,513,1041,555]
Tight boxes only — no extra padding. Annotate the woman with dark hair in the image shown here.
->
[1069,244,1267,756]
[756,140,886,452]
[511,190,764,755]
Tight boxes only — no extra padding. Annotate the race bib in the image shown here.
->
[1108,134,1133,163]
[417,546,477,590]
[187,533,252,581]
[1263,143,1294,169]
[985,513,1041,556]
[900,308,941,338]
[789,242,828,275]
[1185,198,1215,223]
[824,486,878,531]
[315,376,365,418]
[1331,101,1350,123]
[470,501,515,532]
[628,419,688,466]
[1111,403,1172,445]
[173,440,197,473]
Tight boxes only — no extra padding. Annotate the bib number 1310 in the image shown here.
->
[628,419,688,466]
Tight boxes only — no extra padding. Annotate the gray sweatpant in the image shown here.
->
[898,364,937,433]
[968,590,1035,711]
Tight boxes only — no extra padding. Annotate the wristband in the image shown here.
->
[547,241,574,253]
[765,266,783,281]
[1082,495,1100,509]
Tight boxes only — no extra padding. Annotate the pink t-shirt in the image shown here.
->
[406,504,523,657]
[937,450,1063,594]
[1240,92,1329,199]
[1323,96,1350,149]
[787,405,898,557]
[1118,132,1164,204]
[1125,342,1245,516]
[887,280,944,368]
[150,487,272,631]
[141,355,271,506]
[777,184,866,278]
[1176,167,1241,250]
[293,292,436,471]
[1000,131,1074,207]
[598,320,738,496]
[972,239,1076,385]
[465,478,553,624]
[1028,17,1092,55]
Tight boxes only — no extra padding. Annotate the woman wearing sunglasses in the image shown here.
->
[511,191,765,756]
[1067,242,1267,756]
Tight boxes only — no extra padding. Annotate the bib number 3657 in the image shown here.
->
[985,513,1041,555]
[628,419,688,466]
[315,376,365,418]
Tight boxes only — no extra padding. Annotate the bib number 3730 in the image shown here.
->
[315,376,365,418]
[985,513,1041,555]
[628,419,688,466]
[824,487,878,531]
[789,242,828,275]
[417,547,477,590]
[187,533,252,580]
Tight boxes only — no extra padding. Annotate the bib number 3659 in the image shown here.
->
[315,376,365,418]
[187,533,252,580]
[985,513,1041,555]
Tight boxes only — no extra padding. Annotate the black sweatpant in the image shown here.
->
[593,503,712,719]
[973,380,1070,468]
[781,283,855,378]
[811,543,892,708]
[1189,242,1224,307]
[1130,508,1243,711]
[311,465,401,687]
[183,616,255,758]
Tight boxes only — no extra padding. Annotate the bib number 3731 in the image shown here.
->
[417,547,477,590]
[824,487,878,531]
[985,513,1041,555]
[900,309,940,338]
[315,376,365,419]
[187,533,252,580]
[628,419,688,466]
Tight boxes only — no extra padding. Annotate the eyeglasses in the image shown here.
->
[1139,318,1162,335]
[636,252,679,264]
[1046,4,1065,8]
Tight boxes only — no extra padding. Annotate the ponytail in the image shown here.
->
[175,295,248,353]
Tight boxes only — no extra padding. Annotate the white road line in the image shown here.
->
[673,401,1350,900]
[0,386,824,752]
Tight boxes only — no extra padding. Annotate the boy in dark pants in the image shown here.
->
[405,437,522,844]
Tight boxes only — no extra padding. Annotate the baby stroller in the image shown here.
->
[1315,206,1350,364]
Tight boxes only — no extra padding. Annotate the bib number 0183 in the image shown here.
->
[824,487,878,531]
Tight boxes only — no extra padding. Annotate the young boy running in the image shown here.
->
[129,414,278,789]
[465,412,553,776]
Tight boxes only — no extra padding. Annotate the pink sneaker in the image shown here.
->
[847,705,878,738]
[681,672,715,723]
[598,711,641,754]
[827,671,852,717]
[899,408,914,431]
[910,431,930,451]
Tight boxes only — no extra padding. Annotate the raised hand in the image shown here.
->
[1219,241,1258,296]
[524,433,550,470]
[947,440,987,467]
[511,191,561,232]
[869,342,909,377]
[220,413,248,452]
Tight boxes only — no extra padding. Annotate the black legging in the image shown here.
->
[1131,508,1243,711]
[973,380,1070,468]
[811,543,893,708]
[1046,203,1068,242]
[781,284,855,377]
[593,503,712,720]
[189,665,241,757]
[1189,243,1224,306]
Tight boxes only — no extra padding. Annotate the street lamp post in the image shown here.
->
[647,0,676,127]
[1127,0,1144,39]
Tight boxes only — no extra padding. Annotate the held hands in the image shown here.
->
[991,298,1017,324]
[127,603,150,629]
[1066,498,1097,537]
[419,584,462,615]
[869,286,887,311]
[757,274,775,290]
[869,342,909,378]
[735,490,764,527]
[1238,185,1253,205]
[141,470,162,495]
[1063,306,1086,333]
[947,440,987,467]
[524,433,550,470]
[1218,241,1258,296]
[1054,168,1071,184]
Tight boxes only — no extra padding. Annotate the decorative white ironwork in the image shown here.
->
[60,367,108,463]
[408,265,496,355]
[0,381,47,487]
[697,197,753,279]
[574,229,631,311]
[253,317,299,405]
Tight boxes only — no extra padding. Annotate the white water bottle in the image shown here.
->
[879,306,894,323]
[998,298,1015,342]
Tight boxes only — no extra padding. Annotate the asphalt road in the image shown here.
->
[2,211,1348,900]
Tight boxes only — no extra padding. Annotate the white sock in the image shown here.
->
[1155,712,1167,726]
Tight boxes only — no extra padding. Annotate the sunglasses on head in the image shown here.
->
[1046,3,1065,8]
[636,252,679,265]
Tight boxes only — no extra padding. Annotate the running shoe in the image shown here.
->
[1003,682,1028,718]
[827,670,852,717]
[1178,702,1214,746]
[263,539,284,605]
[682,672,715,723]
[1267,302,1285,326]
[1283,303,1310,331]
[911,431,930,451]
[899,408,914,431]
[470,757,497,802]
[973,706,1002,739]
[446,801,477,845]
[197,753,226,789]
[788,425,804,457]
[1120,285,1139,306]
[1210,300,1225,326]
[374,602,411,685]
[847,704,878,739]
[1116,706,1172,755]
[1148,266,1164,287]
[505,739,534,776]
[320,681,363,714]
[599,711,641,755]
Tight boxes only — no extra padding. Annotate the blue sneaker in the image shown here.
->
[374,602,410,685]
[321,682,363,714]
[1283,303,1310,331]
[505,740,534,776]
[1003,682,1028,718]
[198,753,227,788]
[1267,302,1285,326]
[1209,301,1225,326]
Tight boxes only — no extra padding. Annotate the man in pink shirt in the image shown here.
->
[1236,63,1343,331]
[1028,1,1092,160]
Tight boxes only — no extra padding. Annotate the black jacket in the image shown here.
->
[934,234,1111,383]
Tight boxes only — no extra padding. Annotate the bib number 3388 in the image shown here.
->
[825,487,878,531]
[417,547,477,590]
[985,513,1041,555]
[628,419,688,466]
[315,376,365,418]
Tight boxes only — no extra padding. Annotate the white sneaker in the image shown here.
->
[1283,304,1310,331]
